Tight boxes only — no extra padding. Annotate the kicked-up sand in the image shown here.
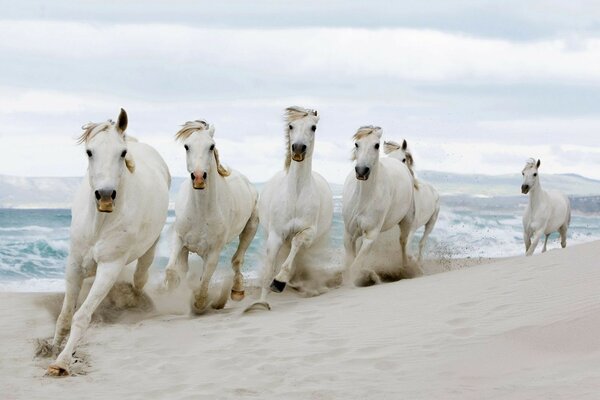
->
[1,241,600,399]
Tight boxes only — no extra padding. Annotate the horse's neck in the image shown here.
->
[286,155,313,194]
[528,181,545,210]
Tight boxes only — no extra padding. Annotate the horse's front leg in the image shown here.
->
[164,234,189,291]
[526,229,544,256]
[47,259,124,376]
[523,229,531,252]
[244,232,282,312]
[52,254,84,353]
[191,250,221,314]
[349,229,381,284]
[272,227,316,292]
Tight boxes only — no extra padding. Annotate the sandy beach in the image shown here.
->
[0,241,599,399]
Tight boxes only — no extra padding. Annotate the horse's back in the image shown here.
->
[225,169,258,235]
[413,181,440,229]
[381,157,414,222]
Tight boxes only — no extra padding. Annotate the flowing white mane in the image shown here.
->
[523,158,538,172]
[77,120,115,144]
[174,120,212,141]
[353,125,381,141]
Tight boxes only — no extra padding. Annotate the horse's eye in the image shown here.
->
[402,158,406,163]
[311,125,316,132]
[121,150,127,158]
[289,124,293,130]
[184,145,189,151]
[209,144,215,151]
[86,150,92,158]
[533,173,537,177]
[374,143,380,150]
[355,143,359,148]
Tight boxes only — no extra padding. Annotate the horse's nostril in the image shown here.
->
[203,172,207,179]
[111,190,117,200]
[94,190,101,200]
[191,172,195,181]
[292,143,306,153]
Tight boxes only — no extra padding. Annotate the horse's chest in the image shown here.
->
[178,219,225,255]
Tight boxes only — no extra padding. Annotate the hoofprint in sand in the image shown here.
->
[2,241,600,399]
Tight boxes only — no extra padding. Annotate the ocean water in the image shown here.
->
[1,197,600,292]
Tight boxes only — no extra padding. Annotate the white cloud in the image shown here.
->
[3,21,600,86]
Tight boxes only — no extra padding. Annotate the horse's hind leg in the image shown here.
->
[399,218,413,268]
[52,254,84,353]
[48,260,123,376]
[542,235,550,253]
[559,225,568,248]
[230,208,259,301]
[418,209,439,263]
[134,238,159,291]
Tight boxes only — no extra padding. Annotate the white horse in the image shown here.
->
[163,120,259,313]
[343,126,415,284]
[384,139,440,262]
[247,106,333,311]
[521,158,571,256]
[48,109,170,376]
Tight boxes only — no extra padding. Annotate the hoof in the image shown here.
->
[164,270,181,291]
[47,364,69,377]
[270,279,286,293]
[231,289,245,301]
[243,301,271,313]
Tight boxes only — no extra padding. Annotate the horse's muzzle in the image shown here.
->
[191,171,207,190]
[291,143,307,162]
[521,184,529,194]
[95,189,116,212]
[355,166,370,180]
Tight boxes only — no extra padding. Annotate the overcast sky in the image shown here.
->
[2,0,600,182]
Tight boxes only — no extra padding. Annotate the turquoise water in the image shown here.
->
[1,200,600,291]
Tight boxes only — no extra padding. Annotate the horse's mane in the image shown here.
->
[350,126,381,162]
[174,120,230,177]
[352,125,381,142]
[381,140,419,190]
[523,158,537,171]
[284,106,318,170]
[76,120,115,144]
[383,140,401,155]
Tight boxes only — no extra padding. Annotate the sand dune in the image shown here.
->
[2,242,600,399]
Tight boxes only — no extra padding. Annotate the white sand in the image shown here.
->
[2,241,600,399]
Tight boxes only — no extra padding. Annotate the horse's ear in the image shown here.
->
[207,124,215,138]
[536,159,541,168]
[402,139,408,150]
[116,108,128,135]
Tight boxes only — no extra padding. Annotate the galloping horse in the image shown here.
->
[384,139,440,262]
[247,106,333,310]
[521,158,571,256]
[343,126,415,284]
[163,120,259,313]
[48,109,170,375]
